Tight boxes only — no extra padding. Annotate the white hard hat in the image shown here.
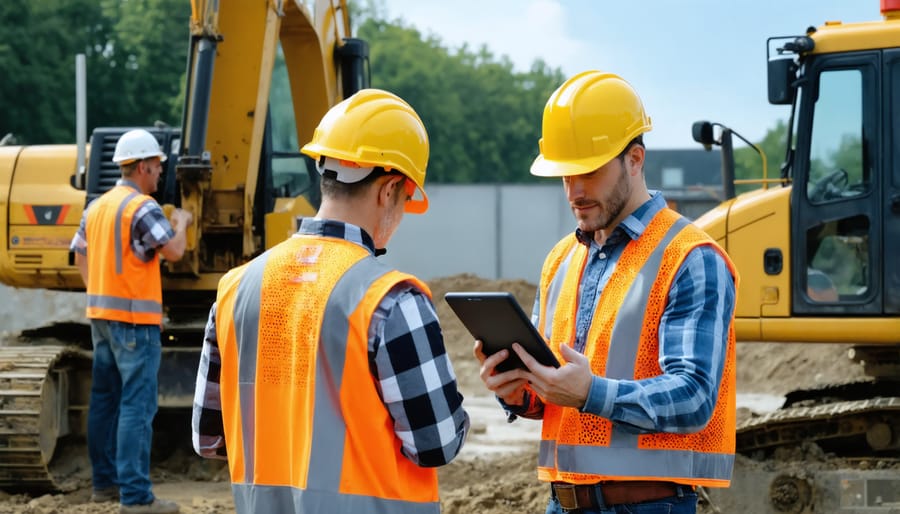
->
[112,129,167,164]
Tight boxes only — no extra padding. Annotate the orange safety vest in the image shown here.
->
[215,234,440,514]
[535,208,738,488]
[85,184,163,325]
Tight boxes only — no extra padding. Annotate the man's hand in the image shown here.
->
[159,206,193,262]
[473,340,530,406]
[170,208,193,230]
[511,342,592,409]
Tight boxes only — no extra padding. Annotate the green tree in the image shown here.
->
[0,0,110,144]
[733,119,788,194]
[98,0,190,127]
[0,0,189,144]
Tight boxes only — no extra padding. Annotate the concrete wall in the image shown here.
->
[379,183,721,284]
[379,184,572,284]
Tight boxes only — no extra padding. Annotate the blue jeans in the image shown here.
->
[545,485,698,514]
[87,320,161,506]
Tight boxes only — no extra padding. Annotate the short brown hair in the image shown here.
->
[320,167,406,202]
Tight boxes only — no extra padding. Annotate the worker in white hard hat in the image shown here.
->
[474,71,739,514]
[70,128,192,514]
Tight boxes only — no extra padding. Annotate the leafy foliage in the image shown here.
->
[0,0,189,145]
[5,1,562,184]
[354,12,565,183]
[732,119,788,194]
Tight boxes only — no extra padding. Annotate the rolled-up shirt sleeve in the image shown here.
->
[192,303,227,459]
[370,284,470,467]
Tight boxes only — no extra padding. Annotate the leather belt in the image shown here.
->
[551,481,687,511]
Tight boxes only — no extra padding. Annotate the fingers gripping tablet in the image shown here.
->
[444,292,560,372]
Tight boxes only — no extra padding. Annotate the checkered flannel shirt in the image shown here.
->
[69,179,174,259]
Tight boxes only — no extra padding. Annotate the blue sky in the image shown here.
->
[377,1,883,149]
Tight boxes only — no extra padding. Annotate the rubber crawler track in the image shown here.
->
[0,344,90,492]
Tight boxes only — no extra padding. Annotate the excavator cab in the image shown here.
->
[780,39,889,317]
[696,6,900,510]
[696,23,900,346]
[771,31,900,325]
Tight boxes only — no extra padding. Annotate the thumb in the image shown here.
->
[559,343,584,364]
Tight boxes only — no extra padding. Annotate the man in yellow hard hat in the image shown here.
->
[191,89,469,513]
[475,71,738,514]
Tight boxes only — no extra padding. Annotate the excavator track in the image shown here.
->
[737,396,900,456]
[0,343,92,492]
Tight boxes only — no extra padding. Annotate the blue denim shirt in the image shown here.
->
[518,191,736,434]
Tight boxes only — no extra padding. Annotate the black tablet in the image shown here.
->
[444,291,560,372]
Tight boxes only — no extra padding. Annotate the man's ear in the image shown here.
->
[377,175,404,207]
[626,145,645,175]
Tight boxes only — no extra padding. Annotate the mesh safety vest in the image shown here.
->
[85,185,163,325]
[536,208,737,488]
[215,235,440,514]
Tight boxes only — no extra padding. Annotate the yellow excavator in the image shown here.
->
[693,0,900,511]
[0,0,367,491]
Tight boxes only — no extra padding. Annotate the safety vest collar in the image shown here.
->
[573,191,668,248]
[296,218,378,256]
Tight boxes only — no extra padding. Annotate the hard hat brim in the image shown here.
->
[112,151,167,165]
[530,153,613,178]
[404,186,429,214]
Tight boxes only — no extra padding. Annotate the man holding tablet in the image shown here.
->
[474,71,738,514]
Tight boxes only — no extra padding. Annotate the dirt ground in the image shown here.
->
[0,274,875,514]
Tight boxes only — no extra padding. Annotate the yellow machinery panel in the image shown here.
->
[1,145,86,289]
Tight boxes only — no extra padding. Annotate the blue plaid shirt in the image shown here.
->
[511,192,736,434]
[69,179,174,259]
[193,218,470,466]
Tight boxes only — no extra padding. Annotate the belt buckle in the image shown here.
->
[554,483,579,511]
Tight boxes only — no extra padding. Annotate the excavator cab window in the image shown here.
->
[806,69,870,204]
[802,69,872,303]
[267,45,319,205]
[805,215,870,301]
[792,52,882,315]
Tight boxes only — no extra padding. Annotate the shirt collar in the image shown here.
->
[295,217,383,256]
[574,190,668,247]
[116,178,141,193]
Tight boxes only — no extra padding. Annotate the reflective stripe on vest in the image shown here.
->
[219,237,439,514]
[231,481,437,513]
[85,185,162,324]
[537,209,736,487]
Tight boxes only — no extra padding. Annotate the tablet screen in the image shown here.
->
[444,291,560,372]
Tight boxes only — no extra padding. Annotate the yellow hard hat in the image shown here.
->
[531,71,652,177]
[301,89,430,214]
